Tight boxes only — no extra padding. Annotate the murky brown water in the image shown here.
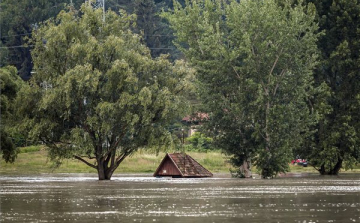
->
[0,173,359,222]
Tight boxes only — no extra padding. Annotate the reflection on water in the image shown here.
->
[1,174,359,222]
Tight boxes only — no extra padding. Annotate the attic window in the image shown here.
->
[163,170,167,174]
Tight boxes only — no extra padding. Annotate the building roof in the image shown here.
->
[154,153,213,178]
[182,113,209,123]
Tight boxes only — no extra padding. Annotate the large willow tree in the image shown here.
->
[163,0,320,178]
[15,5,192,180]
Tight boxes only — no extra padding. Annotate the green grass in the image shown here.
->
[18,145,42,153]
[0,147,232,175]
[288,163,360,173]
[289,164,318,173]
[1,146,359,175]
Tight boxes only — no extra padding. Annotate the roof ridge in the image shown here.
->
[185,154,198,175]
[168,153,184,176]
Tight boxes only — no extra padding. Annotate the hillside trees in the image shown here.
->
[163,0,320,178]
[299,0,360,174]
[0,0,184,80]
[0,0,85,80]
[15,5,193,180]
[131,0,183,59]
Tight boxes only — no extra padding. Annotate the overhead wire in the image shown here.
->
[1,32,32,38]
[0,45,174,50]
[0,45,34,49]
[0,33,176,50]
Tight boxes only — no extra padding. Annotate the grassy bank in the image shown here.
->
[0,146,232,175]
[1,146,359,175]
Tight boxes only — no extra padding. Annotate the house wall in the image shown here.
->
[156,157,182,176]
[188,127,198,137]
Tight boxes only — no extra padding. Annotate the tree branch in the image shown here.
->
[74,155,97,169]
[115,151,130,166]
[311,164,320,172]
[232,66,241,80]
[111,150,115,167]
[105,152,111,164]
[101,126,128,162]
[260,80,269,96]
[273,69,287,96]
[78,155,96,159]
[268,49,283,87]
[196,34,204,55]
[269,55,280,77]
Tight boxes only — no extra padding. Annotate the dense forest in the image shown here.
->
[0,0,359,180]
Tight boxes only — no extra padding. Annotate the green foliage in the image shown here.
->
[15,4,193,180]
[0,41,9,67]
[185,132,213,152]
[0,66,24,163]
[299,0,360,174]
[163,0,320,178]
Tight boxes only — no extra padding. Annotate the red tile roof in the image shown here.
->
[182,113,209,123]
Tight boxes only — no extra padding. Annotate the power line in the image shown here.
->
[150,48,175,50]
[1,32,32,39]
[0,45,34,49]
[1,32,175,39]
[144,35,174,37]
[0,45,174,50]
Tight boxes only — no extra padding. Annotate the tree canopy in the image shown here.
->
[2,0,359,178]
[0,66,24,163]
[299,0,360,174]
[15,4,193,180]
[163,0,321,178]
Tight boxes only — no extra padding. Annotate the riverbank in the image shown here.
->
[0,146,232,175]
[1,146,359,175]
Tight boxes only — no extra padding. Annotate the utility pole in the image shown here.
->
[181,129,186,174]
[86,0,105,22]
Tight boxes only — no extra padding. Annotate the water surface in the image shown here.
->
[1,173,359,222]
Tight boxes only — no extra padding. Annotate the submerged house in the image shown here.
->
[153,153,213,178]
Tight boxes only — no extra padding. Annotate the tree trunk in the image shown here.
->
[319,164,326,175]
[265,100,270,152]
[318,158,342,175]
[239,158,252,178]
[97,159,113,180]
[261,100,271,179]
[329,158,342,175]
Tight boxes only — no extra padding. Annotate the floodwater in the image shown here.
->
[0,173,359,223]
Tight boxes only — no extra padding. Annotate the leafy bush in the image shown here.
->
[185,132,214,152]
